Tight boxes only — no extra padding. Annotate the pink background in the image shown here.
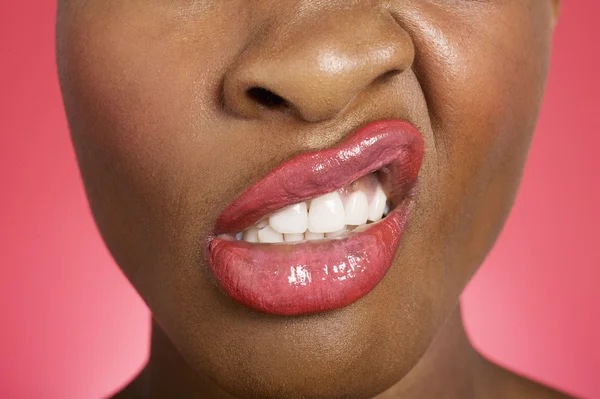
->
[1,1,598,398]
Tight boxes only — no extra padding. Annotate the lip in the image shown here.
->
[208,120,424,316]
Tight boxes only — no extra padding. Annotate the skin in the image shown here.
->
[55,0,569,398]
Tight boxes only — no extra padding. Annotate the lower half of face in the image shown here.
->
[57,1,554,398]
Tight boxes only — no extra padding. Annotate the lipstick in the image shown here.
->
[208,120,424,316]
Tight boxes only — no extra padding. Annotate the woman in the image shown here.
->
[55,0,570,398]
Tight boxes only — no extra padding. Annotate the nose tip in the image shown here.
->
[222,11,414,123]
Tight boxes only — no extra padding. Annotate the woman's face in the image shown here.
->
[57,1,556,398]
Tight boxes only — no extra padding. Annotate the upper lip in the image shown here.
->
[215,120,424,234]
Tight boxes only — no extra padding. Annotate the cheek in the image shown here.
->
[57,4,247,280]
[60,3,233,157]
[408,4,552,282]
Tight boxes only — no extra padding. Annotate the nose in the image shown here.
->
[222,8,414,123]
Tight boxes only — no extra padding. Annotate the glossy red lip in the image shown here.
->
[208,120,424,316]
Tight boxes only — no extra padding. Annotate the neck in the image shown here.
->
[127,305,488,399]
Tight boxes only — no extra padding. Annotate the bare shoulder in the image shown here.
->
[481,357,575,399]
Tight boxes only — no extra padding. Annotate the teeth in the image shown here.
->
[343,191,369,226]
[383,201,390,217]
[256,219,269,229]
[305,231,325,241]
[269,202,308,234]
[233,173,393,244]
[307,192,346,234]
[368,185,387,222]
[284,233,304,242]
[325,226,348,238]
[352,223,371,233]
[257,225,284,243]
[242,227,260,243]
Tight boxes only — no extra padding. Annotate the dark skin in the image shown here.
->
[56,0,570,398]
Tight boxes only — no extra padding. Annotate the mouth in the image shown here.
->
[208,120,424,316]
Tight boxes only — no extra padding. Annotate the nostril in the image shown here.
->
[246,87,288,109]
[376,69,402,83]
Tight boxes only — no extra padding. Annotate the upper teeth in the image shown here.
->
[269,202,308,234]
[368,185,387,222]
[344,191,369,225]
[307,192,346,233]
[236,173,390,243]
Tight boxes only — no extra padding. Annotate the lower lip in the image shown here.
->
[208,204,413,316]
